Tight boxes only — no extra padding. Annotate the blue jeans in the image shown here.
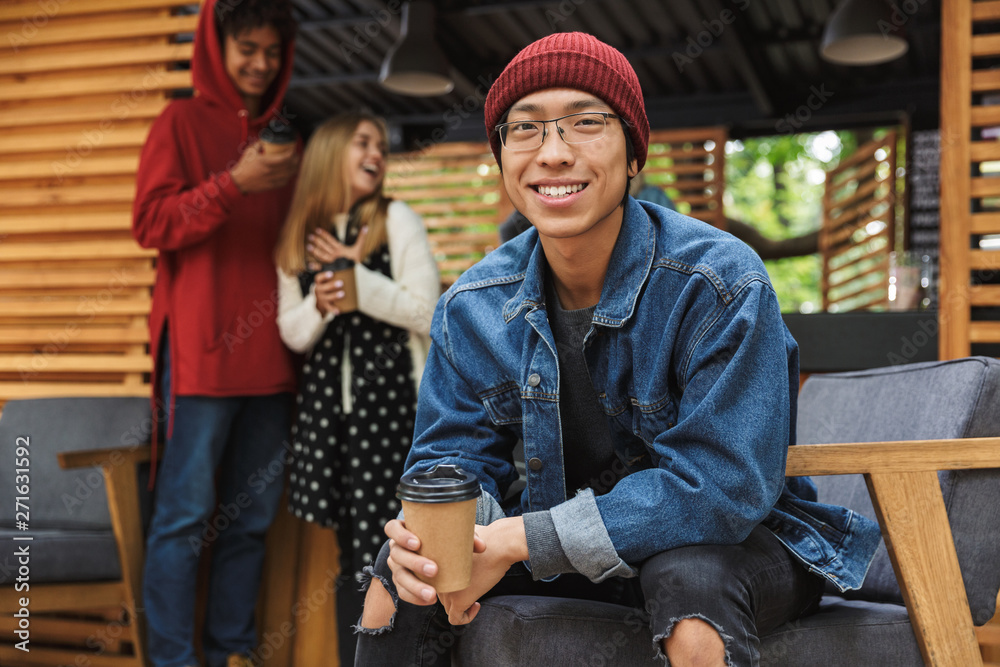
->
[143,347,291,667]
[355,525,824,666]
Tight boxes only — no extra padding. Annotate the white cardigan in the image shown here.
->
[276,200,440,411]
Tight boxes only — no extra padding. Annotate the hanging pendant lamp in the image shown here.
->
[820,0,908,66]
[379,1,455,96]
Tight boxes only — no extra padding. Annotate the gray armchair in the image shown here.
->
[454,357,1000,666]
[0,397,152,667]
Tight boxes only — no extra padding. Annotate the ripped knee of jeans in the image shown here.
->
[356,564,398,635]
[652,614,732,666]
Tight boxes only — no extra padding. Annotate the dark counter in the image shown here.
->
[782,311,938,373]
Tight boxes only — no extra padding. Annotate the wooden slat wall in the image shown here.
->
[940,0,1000,358]
[644,126,728,229]
[384,141,503,286]
[0,0,196,405]
[819,132,899,312]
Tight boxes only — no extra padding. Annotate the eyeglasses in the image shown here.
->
[494,112,625,152]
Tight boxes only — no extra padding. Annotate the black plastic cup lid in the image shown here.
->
[321,257,355,272]
[397,465,479,503]
[260,122,297,144]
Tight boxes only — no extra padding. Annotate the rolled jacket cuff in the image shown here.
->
[523,510,574,580]
[550,489,636,582]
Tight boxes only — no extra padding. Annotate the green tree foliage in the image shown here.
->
[724,131,858,312]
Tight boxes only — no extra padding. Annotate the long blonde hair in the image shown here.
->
[276,113,391,275]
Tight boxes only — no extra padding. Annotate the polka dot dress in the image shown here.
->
[288,241,415,582]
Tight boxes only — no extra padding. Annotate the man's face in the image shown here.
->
[499,88,637,242]
[223,25,282,106]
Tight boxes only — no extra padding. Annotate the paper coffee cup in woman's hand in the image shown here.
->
[322,257,358,314]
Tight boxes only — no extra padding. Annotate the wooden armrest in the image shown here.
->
[786,437,1000,476]
[58,444,153,470]
[786,436,1000,665]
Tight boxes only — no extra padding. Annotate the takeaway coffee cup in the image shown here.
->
[320,257,358,314]
[397,465,480,593]
[259,121,297,158]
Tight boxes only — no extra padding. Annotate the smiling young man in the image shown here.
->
[355,33,880,667]
[132,2,298,666]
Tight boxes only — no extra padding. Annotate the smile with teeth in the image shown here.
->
[362,164,380,175]
[535,183,587,198]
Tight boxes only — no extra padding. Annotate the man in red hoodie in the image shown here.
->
[132,2,298,665]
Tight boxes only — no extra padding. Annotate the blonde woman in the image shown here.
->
[275,112,439,662]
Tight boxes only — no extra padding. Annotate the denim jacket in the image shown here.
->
[405,198,881,592]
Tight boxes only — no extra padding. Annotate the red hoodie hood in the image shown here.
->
[192,0,296,123]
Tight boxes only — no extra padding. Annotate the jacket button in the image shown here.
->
[527,457,543,471]
[527,373,541,387]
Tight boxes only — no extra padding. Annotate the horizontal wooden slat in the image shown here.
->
[972,68,1000,93]
[0,268,155,289]
[0,327,148,344]
[969,285,1000,307]
[389,187,496,201]
[971,176,1000,198]
[970,249,1000,270]
[971,212,1000,235]
[828,282,887,308]
[0,97,167,130]
[408,201,497,215]
[827,178,884,211]
[0,14,198,48]
[0,0,193,21]
[0,381,149,399]
[0,298,151,317]
[0,155,139,180]
[647,127,725,144]
[0,69,191,102]
[0,41,192,76]
[0,354,151,373]
[423,215,500,229]
[970,321,1000,344]
[973,34,1000,58]
[973,0,1000,22]
[971,104,1000,128]
[0,184,138,208]
[0,212,133,234]
[386,172,499,188]
[0,615,133,644]
[0,240,152,261]
[0,645,137,667]
[970,140,1000,163]
[0,125,151,155]
[785,437,1000,476]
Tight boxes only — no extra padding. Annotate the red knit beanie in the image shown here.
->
[485,32,649,170]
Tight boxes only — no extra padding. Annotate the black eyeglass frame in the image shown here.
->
[493,111,628,151]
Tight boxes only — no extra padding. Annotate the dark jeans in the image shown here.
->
[143,342,292,667]
[354,525,825,666]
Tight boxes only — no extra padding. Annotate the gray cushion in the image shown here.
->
[796,357,1000,624]
[0,397,151,531]
[0,528,120,584]
[456,595,922,667]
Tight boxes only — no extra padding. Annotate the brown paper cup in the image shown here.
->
[332,266,358,314]
[401,497,477,592]
[260,140,295,158]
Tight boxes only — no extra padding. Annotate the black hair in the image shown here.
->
[622,123,635,208]
[215,0,297,47]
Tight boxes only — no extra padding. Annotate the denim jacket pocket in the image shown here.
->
[481,382,522,426]
[633,398,677,448]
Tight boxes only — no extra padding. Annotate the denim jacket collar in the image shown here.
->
[502,197,656,328]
